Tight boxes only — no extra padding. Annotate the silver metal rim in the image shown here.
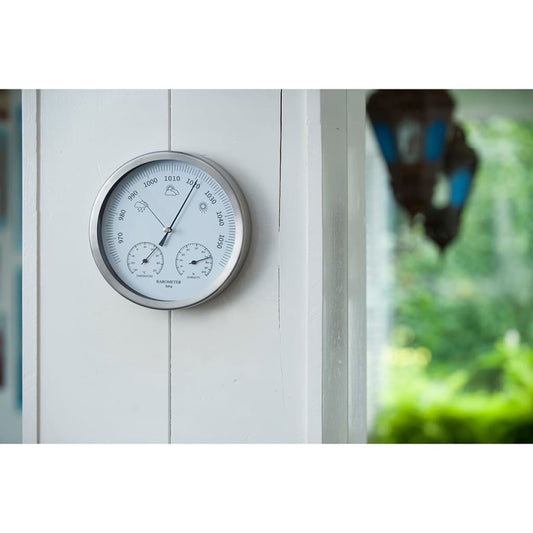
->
[89,151,251,310]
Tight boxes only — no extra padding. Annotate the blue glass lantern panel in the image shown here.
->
[450,167,473,208]
[373,121,397,163]
[425,120,448,161]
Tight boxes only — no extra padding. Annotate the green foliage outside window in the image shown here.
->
[370,119,533,443]
[370,341,533,443]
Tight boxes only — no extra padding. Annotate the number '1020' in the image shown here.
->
[186,178,201,189]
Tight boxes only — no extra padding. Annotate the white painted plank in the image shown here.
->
[347,90,367,443]
[279,90,316,442]
[321,90,349,443]
[303,90,324,442]
[22,89,38,443]
[38,90,170,442]
[170,90,296,442]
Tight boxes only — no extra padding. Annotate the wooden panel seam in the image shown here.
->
[168,89,172,444]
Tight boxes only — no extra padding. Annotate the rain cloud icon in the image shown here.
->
[134,200,148,212]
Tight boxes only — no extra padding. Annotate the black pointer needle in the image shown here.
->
[142,245,158,264]
[159,180,198,246]
[190,256,212,265]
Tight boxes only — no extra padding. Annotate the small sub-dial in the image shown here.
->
[176,243,213,278]
[127,242,164,276]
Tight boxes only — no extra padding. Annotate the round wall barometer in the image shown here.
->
[89,151,251,309]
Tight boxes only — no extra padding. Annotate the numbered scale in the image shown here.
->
[89,152,251,309]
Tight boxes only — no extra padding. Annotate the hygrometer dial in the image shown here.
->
[176,243,213,277]
[89,151,251,309]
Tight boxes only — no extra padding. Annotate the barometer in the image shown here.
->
[89,151,251,309]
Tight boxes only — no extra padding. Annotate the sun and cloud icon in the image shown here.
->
[165,185,179,196]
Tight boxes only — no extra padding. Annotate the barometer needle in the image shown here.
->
[159,179,198,246]
[144,202,166,228]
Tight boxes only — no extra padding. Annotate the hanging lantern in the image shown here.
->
[0,90,10,121]
[423,206,461,252]
[443,123,478,210]
[367,90,455,218]
[423,124,479,251]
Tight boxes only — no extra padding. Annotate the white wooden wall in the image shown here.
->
[22,89,366,443]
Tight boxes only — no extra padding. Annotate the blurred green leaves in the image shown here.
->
[371,118,533,443]
[371,341,533,443]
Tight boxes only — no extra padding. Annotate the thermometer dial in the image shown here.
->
[127,242,164,275]
[89,151,251,309]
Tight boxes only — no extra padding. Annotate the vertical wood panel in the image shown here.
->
[347,90,367,443]
[38,90,169,442]
[279,90,312,442]
[303,90,324,442]
[321,90,349,443]
[170,90,299,442]
[320,90,368,443]
[22,90,39,443]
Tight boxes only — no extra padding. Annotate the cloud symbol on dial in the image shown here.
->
[134,200,148,212]
[165,185,180,196]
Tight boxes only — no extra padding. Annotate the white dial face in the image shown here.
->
[97,157,243,305]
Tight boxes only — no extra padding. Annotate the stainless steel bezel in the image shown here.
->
[89,151,251,310]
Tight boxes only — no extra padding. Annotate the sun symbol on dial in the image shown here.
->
[198,201,208,213]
